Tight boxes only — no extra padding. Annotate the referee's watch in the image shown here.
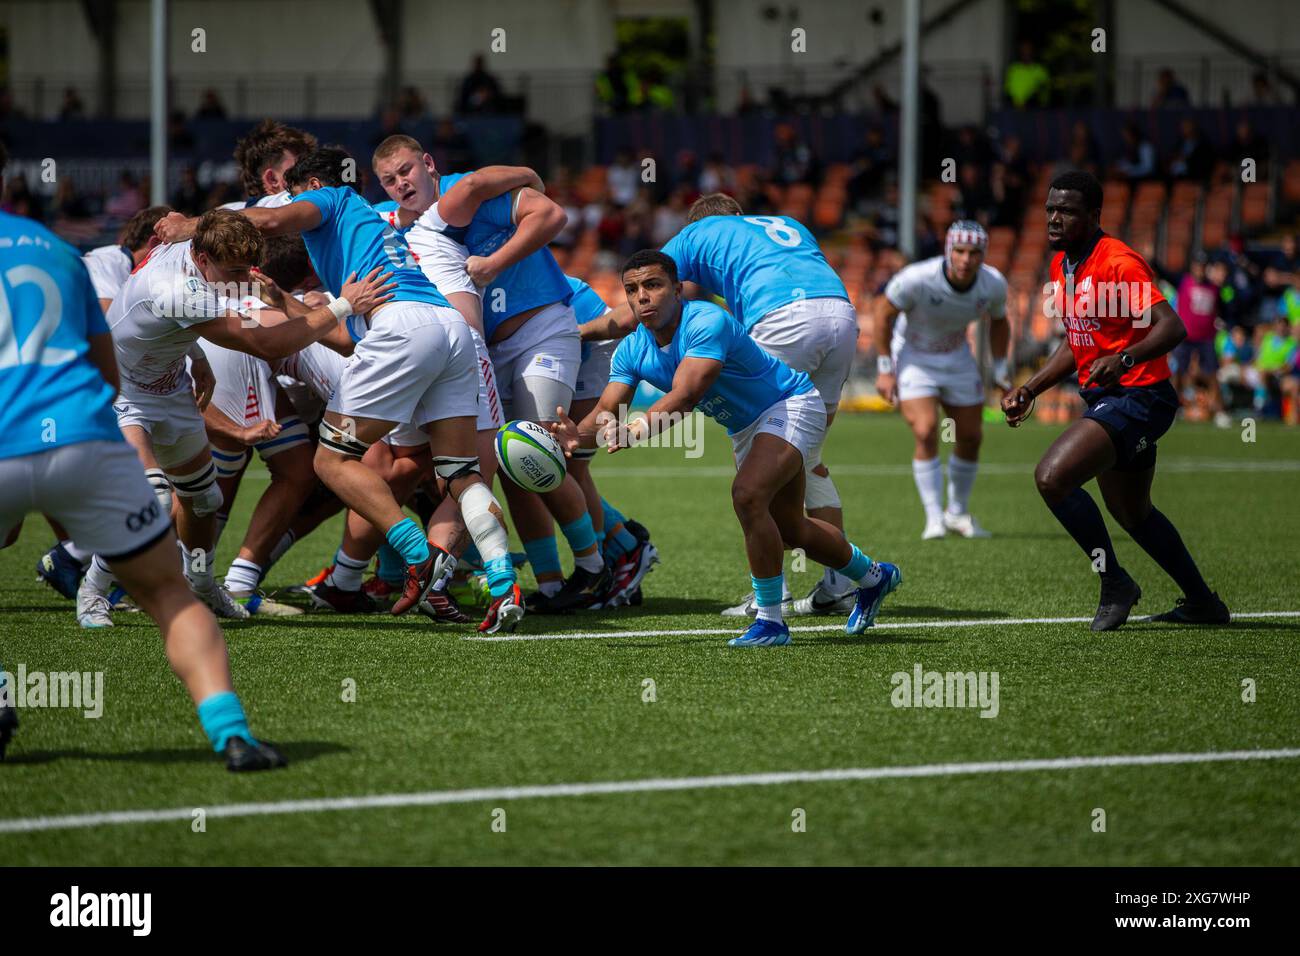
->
[1118,351,1135,370]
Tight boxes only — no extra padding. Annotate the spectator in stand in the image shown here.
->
[1250,70,1284,106]
[457,54,502,114]
[607,150,639,207]
[595,200,626,251]
[1168,118,1214,182]
[1216,324,1256,411]
[167,109,195,151]
[1260,233,1299,318]
[620,193,654,257]
[848,126,893,210]
[988,161,1022,227]
[596,54,631,113]
[171,165,206,216]
[396,86,430,122]
[195,89,228,120]
[1225,118,1269,179]
[1172,254,1231,426]
[698,152,735,196]
[59,87,86,121]
[1152,68,1191,108]
[53,176,94,220]
[431,117,473,172]
[771,122,818,186]
[105,171,145,220]
[2,171,45,221]
[1004,41,1050,108]
[956,162,996,225]
[1114,122,1157,181]
[651,187,689,246]
[1253,313,1299,422]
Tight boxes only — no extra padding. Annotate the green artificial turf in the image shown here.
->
[2,413,1297,865]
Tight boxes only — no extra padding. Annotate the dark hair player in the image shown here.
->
[1001,170,1229,630]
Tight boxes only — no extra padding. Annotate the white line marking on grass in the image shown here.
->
[240,458,1300,481]
[2,747,1296,835]
[466,610,1300,642]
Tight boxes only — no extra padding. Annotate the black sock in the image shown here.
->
[1047,488,1125,580]
[1127,507,1213,601]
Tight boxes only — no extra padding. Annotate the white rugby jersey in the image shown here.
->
[407,206,478,299]
[883,256,1007,354]
[106,241,238,395]
[82,243,134,302]
[218,190,293,212]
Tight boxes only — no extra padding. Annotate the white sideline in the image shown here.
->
[466,610,1300,642]
[2,747,1297,836]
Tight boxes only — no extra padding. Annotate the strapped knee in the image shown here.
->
[144,467,173,515]
[318,418,372,459]
[168,459,223,516]
[433,456,481,482]
[803,445,841,510]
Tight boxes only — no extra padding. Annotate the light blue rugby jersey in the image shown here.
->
[566,275,611,323]
[291,186,449,309]
[660,214,849,330]
[0,211,122,458]
[608,299,813,435]
[438,172,571,339]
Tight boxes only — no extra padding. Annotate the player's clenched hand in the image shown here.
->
[301,291,330,309]
[250,267,286,310]
[1001,386,1034,428]
[876,371,898,405]
[465,256,499,288]
[545,407,580,457]
[1084,355,1124,390]
[190,358,216,411]
[340,268,397,317]
[242,420,281,445]
[154,211,196,244]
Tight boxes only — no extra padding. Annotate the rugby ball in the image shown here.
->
[495,420,567,493]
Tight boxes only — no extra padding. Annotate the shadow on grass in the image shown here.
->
[885,605,1008,620]
[6,739,347,767]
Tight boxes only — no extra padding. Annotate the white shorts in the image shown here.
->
[113,380,209,470]
[200,341,307,460]
[0,441,172,560]
[489,302,581,418]
[276,341,347,424]
[729,390,827,469]
[574,338,618,405]
[383,323,501,449]
[327,301,479,428]
[896,345,984,407]
[750,297,858,412]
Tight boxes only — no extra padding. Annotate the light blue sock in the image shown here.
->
[523,536,562,579]
[751,573,786,623]
[385,517,430,566]
[376,541,406,585]
[485,555,517,598]
[559,512,598,555]
[196,691,255,753]
[836,544,880,585]
[602,499,638,559]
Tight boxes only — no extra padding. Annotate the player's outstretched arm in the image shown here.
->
[640,356,722,441]
[465,188,566,287]
[198,268,394,361]
[579,302,637,342]
[548,381,636,455]
[989,316,1012,389]
[439,166,543,228]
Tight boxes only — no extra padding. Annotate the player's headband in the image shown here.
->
[945,220,988,263]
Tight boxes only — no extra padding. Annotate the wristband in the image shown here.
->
[877,355,894,375]
[327,297,353,322]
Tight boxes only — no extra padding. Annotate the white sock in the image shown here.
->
[575,549,604,574]
[61,539,93,566]
[184,548,216,592]
[912,457,944,523]
[946,455,978,516]
[83,555,115,594]
[268,530,296,566]
[539,580,562,597]
[326,548,369,591]
[821,564,856,594]
[224,557,262,593]
[756,602,783,623]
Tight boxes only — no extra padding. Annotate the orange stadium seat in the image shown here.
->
[1283,160,1300,204]
[1241,183,1269,229]
[1201,185,1232,248]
